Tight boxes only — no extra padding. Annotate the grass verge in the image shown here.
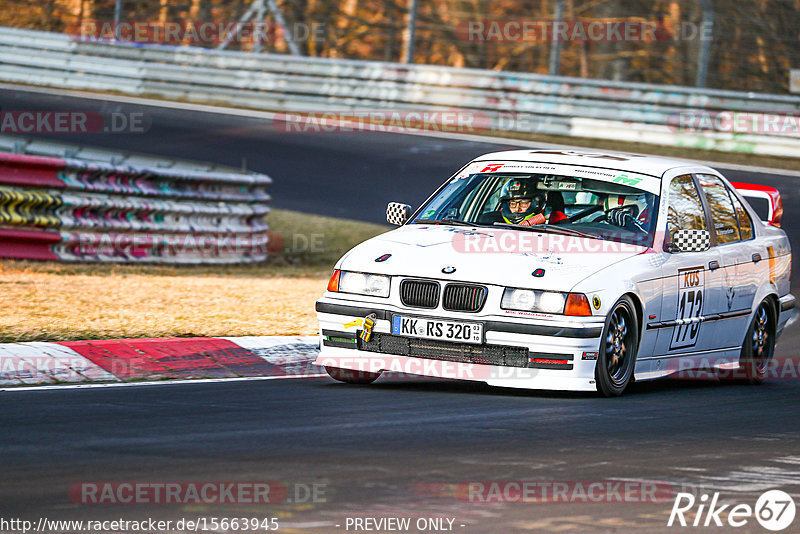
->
[0,209,389,343]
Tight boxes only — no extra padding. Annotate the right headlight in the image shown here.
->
[335,270,391,298]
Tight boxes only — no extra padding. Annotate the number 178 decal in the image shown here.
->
[671,267,705,350]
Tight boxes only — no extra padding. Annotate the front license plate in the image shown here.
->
[391,315,483,344]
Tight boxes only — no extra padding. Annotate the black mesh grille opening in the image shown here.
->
[443,284,488,313]
[400,279,440,309]
[359,333,530,368]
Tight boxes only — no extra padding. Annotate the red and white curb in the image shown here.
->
[0,336,322,388]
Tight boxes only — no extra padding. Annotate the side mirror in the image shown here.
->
[669,229,711,253]
[387,202,412,226]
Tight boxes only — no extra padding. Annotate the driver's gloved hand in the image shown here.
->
[607,207,633,228]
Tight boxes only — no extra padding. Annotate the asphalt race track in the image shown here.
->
[2,87,800,532]
[4,375,800,532]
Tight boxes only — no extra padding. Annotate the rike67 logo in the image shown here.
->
[668,490,796,531]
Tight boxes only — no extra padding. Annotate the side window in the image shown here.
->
[728,189,754,240]
[667,175,707,235]
[697,174,741,244]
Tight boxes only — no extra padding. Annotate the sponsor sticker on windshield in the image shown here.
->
[464,162,660,193]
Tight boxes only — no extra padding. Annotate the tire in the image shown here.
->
[738,299,776,385]
[595,296,639,397]
[325,366,381,385]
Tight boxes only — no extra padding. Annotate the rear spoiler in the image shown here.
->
[730,182,783,227]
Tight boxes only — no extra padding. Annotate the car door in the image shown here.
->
[695,174,759,347]
[654,174,723,359]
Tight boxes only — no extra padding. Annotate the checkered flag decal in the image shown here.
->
[672,229,710,252]
[387,202,411,226]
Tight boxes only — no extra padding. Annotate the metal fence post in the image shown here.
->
[549,0,565,76]
[403,0,419,64]
[266,0,302,55]
[696,0,714,88]
[114,0,123,40]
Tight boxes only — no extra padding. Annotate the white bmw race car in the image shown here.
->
[314,150,793,396]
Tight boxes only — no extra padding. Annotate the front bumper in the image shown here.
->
[314,297,604,392]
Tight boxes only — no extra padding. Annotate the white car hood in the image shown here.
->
[340,224,646,292]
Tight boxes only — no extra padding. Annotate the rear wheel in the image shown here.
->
[738,300,776,384]
[595,296,639,397]
[325,366,381,385]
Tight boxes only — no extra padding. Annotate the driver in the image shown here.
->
[496,179,547,226]
[478,179,569,226]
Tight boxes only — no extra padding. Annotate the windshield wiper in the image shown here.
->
[492,222,605,240]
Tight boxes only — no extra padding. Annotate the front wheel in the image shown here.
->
[325,366,382,385]
[595,296,639,397]
[738,300,776,384]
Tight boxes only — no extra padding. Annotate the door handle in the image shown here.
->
[708,260,720,271]
[752,253,762,263]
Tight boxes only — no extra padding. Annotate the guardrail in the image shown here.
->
[0,136,273,263]
[1,26,800,157]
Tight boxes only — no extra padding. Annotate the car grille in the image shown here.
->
[443,283,487,312]
[400,279,440,309]
[359,332,530,368]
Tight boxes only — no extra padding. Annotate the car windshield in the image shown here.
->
[412,172,659,247]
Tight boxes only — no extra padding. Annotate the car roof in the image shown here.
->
[472,149,713,178]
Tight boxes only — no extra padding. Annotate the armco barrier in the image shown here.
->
[0,141,273,263]
[1,26,800,156]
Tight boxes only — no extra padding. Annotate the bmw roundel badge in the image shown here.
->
[442,266,456,274]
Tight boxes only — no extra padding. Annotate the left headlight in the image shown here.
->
[502,288,566,314]
[501,288,592,316]
[334,270,391,298]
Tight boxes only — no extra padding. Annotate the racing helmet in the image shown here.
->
[500,178,545,224]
